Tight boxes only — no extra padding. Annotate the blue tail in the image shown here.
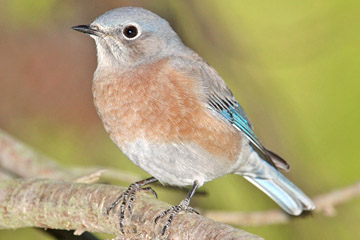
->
[243,170,315,215]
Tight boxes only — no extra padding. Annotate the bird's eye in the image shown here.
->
[123,25,138,39]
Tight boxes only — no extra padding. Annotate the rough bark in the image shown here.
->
[0,178,262,240]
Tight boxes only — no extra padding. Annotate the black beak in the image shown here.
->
[72,25,101,36]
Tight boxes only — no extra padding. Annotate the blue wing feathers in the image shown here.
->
[208,94,280,168]
[220,105,275,163]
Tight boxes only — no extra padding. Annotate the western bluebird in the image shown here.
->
[72,7,315,234]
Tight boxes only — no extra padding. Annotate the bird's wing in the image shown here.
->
[170,55,289,171]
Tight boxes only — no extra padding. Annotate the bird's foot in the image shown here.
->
[107,177,158,233]
[154,198,199,235]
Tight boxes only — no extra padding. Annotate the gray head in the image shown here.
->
[72,7,185,69]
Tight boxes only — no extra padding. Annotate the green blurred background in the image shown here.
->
[0,0,359,239]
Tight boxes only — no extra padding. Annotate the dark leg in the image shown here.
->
[155,181,200,235]
[107,177,158,233]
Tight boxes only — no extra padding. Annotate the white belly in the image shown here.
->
[121,138,235,187]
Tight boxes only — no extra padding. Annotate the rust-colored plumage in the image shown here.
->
[93,59,242,162]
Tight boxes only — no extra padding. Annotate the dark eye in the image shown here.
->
[123,25,138,39]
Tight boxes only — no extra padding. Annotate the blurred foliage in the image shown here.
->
[2,0,57,27]
[0,0,359,239]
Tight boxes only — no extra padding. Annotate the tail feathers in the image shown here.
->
[266,148,290,171]
[244,173,315,215]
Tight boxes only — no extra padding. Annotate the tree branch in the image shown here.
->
[0,129,141,183]
[1,128,359,237]
[0,178,262,240]
[0,129,262,239]
[0,129,73,180]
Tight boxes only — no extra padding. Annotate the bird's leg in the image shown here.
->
[107,177,158,233]
[155,181,200,235]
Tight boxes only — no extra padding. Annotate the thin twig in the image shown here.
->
[204,181,360,226]
[69,166,142,183]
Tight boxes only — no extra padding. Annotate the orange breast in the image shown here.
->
[93,59,242,162]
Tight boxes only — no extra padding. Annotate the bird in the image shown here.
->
[72,7,315,235]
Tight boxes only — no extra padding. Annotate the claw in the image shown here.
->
[106,177,158,234]
[155,199,198,235]
[106,193,124,214]
[143,187,158,199]
[154,181,200,235]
